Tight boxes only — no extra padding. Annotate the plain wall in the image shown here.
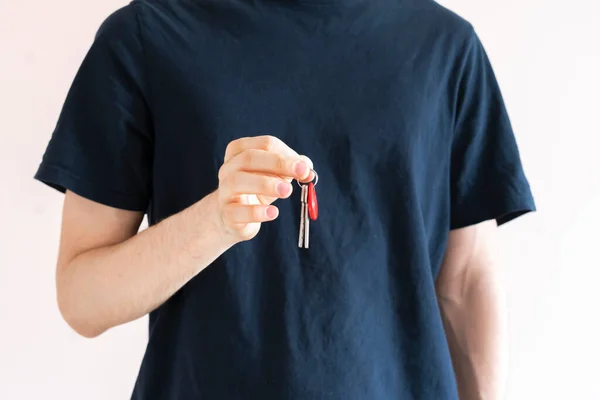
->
[1,0,599,398]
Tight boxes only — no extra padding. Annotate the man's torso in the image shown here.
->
[126,0,468,398]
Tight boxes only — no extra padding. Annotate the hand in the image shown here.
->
[215,135,313,242]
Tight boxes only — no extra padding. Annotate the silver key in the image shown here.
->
[303,183,310,249]
[298,184,306,248]
[298,184,310,249]
[296,169,318,249]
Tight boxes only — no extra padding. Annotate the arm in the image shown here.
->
[435,221,508,400]
[57,190,230,338]
[56,136,312,338]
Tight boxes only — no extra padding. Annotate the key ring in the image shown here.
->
[295,169,318,188]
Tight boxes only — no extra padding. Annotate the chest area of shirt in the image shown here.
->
[146,26,453,217]
[153,36,448,152]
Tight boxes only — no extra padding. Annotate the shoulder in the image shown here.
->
[97,0,205,40]
[95,3,141,43]
[405,0,474,32]
[401,0,476,47]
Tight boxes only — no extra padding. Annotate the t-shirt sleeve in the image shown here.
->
[450,29,535,229]
[34,4,152,212]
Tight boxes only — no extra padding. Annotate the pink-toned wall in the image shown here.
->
[1,0,599,399]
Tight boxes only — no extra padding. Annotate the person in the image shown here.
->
[34,0,535,398]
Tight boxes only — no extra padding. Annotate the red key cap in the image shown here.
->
[307,182,318,221]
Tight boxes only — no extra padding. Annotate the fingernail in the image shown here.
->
[278,182,291,196]
[294,161,307,177]
[266,206,279,219]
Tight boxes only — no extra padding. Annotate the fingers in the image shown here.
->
[220,171,293,200]
[298,155,315,182]
[216,135,316,242]
[223,135,314,179]
[224,135,297,163]
[221,203,279,225]
[220,149,311,182]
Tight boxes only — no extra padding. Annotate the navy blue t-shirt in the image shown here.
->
[35,0,535,398]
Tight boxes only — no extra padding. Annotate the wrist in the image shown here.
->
[186,190,239,254]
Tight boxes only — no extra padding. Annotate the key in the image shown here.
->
[303,184,310,248]
[297,169,318,250]
[298,184,306,248]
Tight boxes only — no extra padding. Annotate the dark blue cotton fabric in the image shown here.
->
[35,0,535,398]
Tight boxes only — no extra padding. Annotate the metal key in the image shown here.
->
[298,184,309,248]
[297,169,318,249]
[298,184,306,248]
[303,183,310,249]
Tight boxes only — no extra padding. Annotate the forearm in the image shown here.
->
[58,191,235,337]
[438,268,508,400]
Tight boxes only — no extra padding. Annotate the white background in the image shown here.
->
[1,0,599,399]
